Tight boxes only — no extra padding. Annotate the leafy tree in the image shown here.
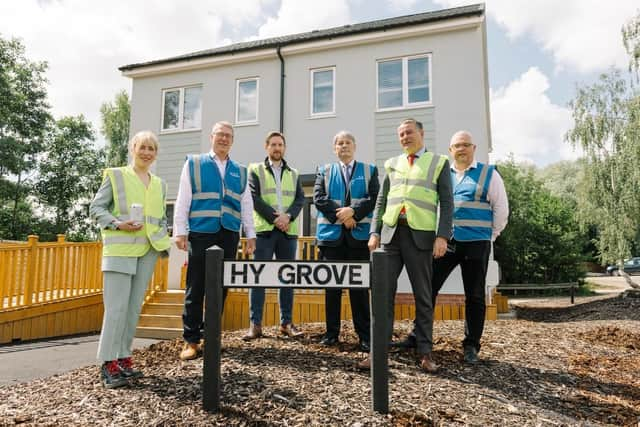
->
[35,116,104,239]
[0,35,51,239]
[100,90,130,167]
[494,159,585,284]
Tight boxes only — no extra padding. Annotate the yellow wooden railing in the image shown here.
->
[0,235,167,311]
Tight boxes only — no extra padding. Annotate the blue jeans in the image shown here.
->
[249,230,297,325]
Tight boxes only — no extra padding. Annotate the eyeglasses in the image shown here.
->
[451,143,473,149]
[213,131,233,139]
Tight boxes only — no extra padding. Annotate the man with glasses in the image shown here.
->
[174,121,256,360]
[392,130,508,365]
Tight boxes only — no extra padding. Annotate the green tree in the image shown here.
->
[35,116,104,239]
[0,35,51,239]
[494,160,585,284]
[100,90,130,167]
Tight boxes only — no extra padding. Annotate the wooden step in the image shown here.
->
[152,290,185,304]
[138,314,182,328]
[143,302,183,315]
[135,326,182,340]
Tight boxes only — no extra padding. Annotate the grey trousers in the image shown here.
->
[97,249,159,362]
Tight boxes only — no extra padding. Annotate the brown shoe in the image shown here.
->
[242,323,263,341]
[356,357,371,370]
[179,342,201,361]
[419,353,438,373]
[279,323,303,338]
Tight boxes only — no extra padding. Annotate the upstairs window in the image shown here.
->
[377,54,431,110]
[310,67,335,116]
[236,78,259,124]
[161,85,202,132]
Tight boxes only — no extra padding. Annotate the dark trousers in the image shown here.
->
[319,245,371,344]
[432,239,491,351]
[182,229,239,344]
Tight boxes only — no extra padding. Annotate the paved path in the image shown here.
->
[0,334,160,386]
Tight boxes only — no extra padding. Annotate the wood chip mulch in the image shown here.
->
[1,293,639,426]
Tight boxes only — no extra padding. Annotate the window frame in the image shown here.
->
[160,84,203,134]
[235,77,260,126]
[309,66,336,118]
[376,53,432,111]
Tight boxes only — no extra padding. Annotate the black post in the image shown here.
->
[370,248,389,413]
[570,284,575,305]
[203,245,224,412]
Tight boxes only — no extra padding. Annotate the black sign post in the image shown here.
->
[202,245,390,413]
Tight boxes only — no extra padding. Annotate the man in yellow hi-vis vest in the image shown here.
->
[242,131,306,340]
[364,118,454,373]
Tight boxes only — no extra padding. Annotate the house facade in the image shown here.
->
[120,3,499,295]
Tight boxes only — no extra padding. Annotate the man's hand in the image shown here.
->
[368,234,380,252]
[273,212,290,232]
[433,236,448,259]
[244,238,256,256]
[117,219,143,232]
[335,207,355,222]
[343,217,356,229]
[175,235,187,251]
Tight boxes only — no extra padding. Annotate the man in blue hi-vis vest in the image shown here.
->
[314,130,379,352]
[392,130,508,365]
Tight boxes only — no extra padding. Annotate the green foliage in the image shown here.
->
[100,90,130,167]
[622,12,640,77]
[494,159,585,284]
[35,116,104,239]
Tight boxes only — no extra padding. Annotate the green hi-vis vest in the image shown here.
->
[382,152,448,231]
[101,166,171,257]
[249,162,299,236]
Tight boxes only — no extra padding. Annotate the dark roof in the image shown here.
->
[120,3,484,72]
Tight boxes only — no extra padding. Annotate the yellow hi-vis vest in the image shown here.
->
[248,162,299,236]
[382,152,448,231]
[101,166,171,257]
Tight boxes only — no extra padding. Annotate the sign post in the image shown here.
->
[202,245,389,413]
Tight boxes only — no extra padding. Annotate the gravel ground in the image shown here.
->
[1,293,639,426]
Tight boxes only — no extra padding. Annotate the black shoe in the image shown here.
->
[359,341,370,353]
[463,346,479,364]
[390,334,417,349]
[320,336,339,346]
[101,360,128,389]
[118,357,144,379]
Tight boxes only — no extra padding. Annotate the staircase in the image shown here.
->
[136,290,184,339]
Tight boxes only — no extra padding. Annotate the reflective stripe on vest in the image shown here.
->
[382,152,447,231]
[187,154,246,233]
[101,166,171,257]
[250,162,300,236]
[452,162,494,241]
[316,162,375,241]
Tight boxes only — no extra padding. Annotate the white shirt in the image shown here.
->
[339,159,355,183]
[452,160,509,241]
[173,150,256,238]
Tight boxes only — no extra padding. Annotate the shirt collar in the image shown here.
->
[451,159,478,173]
[411,147,426,158]
[209,150,228,162]
[339,159,355,169]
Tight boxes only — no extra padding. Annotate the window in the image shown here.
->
[310,67,335,116]
[377,54,431,110]
[161,85,202,132]
[236,78,259,124]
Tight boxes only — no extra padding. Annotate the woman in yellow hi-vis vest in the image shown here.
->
[89,131,171,389]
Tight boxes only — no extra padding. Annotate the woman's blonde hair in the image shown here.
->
[129,130,159,152]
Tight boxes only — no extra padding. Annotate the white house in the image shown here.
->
[120,3,499,296]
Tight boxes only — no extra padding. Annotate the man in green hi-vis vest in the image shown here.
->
[242,131,306,340]
[363,118,454,374]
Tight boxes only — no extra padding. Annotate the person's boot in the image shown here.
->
[101,360,128,389]
[463,346,479,364]
[242,323,263,341]
[179,342,201,360]
[118,357,144,379]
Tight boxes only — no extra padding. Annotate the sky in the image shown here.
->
[1,0,638,166]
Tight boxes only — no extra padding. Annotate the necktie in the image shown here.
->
[344,164,351,183]
[400,154,417,216]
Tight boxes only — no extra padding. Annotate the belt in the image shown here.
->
[397,217,409,227]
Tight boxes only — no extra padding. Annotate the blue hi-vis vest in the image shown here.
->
[316,162,374,242]
[452,162,494,241]
[187,154,247,233]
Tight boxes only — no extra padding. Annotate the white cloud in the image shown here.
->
[385,0,419,12]
[490,67,576,166]
[257,0,351,38]
[0,0,267,139]
[434,0,639,73]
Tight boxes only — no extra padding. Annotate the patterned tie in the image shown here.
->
[400,154,417,216]
[344,164,351,183]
